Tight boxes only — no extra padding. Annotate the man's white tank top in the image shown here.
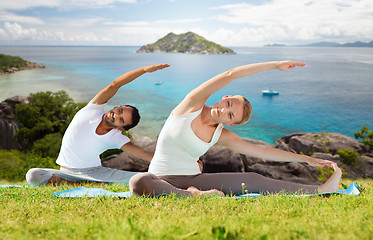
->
[148,107,224,176]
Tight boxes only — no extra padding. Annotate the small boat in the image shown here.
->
[262,87,279,96]
[154,81,163,85]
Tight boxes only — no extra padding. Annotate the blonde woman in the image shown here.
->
[130,61,342,197]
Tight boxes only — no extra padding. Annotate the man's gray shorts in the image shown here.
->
[26,166,139,186]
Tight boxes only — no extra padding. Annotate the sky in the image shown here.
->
[0,0,372,47]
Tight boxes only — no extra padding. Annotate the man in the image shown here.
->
[26,64,170,186]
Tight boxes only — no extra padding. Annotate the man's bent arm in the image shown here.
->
[121,142,154,162]
[92,64,170,105]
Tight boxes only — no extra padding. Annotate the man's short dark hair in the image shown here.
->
[123,105,140,131]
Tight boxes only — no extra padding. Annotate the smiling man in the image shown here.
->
[26,64,170,186]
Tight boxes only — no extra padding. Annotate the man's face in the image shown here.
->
[103,105,133,130]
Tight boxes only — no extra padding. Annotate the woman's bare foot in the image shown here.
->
[187,186,225,197]
[318,163,342,194]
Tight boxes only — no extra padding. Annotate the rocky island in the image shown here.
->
[136,32,236,54]
[0,54,45,74]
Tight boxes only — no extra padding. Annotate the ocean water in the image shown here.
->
[0,46,372,144]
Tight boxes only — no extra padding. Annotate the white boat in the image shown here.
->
[262,88,279,95]
[154,81,163,85]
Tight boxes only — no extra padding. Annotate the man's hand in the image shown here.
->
[121,142,154,162]
[276,60,306,71]
[143,64,170,73]
[92,64,170,105]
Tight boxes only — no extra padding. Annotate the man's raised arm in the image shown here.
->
[92,64,170,105]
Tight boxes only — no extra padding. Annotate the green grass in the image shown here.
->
[1,179,372,240]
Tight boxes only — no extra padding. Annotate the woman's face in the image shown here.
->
[211,97,244,126]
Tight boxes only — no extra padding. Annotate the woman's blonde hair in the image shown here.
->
[232,95,252,125]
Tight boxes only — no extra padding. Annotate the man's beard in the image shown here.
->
[103,112,116,127]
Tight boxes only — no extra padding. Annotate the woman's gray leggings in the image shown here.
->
[129,172,319,197]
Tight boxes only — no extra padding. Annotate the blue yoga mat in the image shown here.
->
[1,185,29,188]
[235,182,360,198]
[52,182,360,198]
[53,187,132,198]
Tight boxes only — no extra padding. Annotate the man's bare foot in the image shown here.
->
[187,186,225,197]
[48,175,76,186]
[318,163,342,194]
[48,175,108,187]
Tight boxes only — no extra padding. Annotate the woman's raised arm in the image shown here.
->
[173,61,305,115]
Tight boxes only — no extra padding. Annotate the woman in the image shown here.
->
[130,60,342,197]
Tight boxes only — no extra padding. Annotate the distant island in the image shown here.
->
[264,40,373,47]
[0,54,45,74]
[264,43,287,47]
[300,40,373,47]
[137,32,236,54]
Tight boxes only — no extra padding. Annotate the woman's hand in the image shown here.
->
[276,60,306,71]
[197,160,204,173]
[330,162,342,174]
[143,64,170,73]
[305,157,335,167]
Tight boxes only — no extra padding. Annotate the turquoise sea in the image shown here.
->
[0,46,372,144]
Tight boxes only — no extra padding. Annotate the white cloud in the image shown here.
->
[0,12,44,25]
[0,0,60,11]
[98,18,207,45]
[0,0,136,11]
[0,0,371,46]
[55,31,65,41]
[0,22,106,43]
[105,18,204,27]
[212,0,373,44]
[56,17,106,27]
[73,32,99,42]
[4,22,37,40]
[208,27,276,46]
[104,21,152,26]
[110,26,173,41]
[156,18,204,24]
[56,0,137,9]
[0,28,8,38]
[189,28,208,38]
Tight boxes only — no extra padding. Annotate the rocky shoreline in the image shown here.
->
[0,96,30,149]
[0,61,45,75]
[1,96,372,185]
